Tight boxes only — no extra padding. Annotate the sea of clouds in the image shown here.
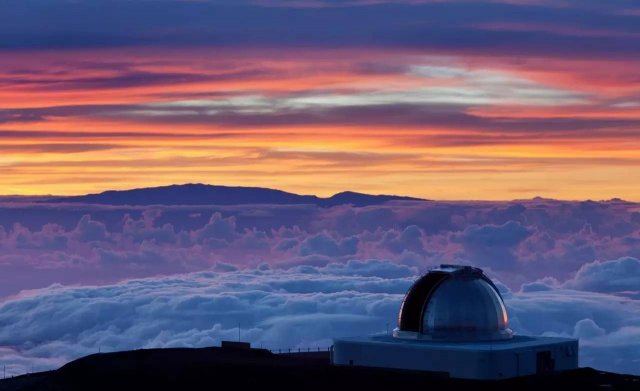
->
[1,199,639,376]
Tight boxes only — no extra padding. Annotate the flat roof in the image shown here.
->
[334,334,577,352]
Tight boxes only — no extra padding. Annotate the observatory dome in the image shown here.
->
[394,265,512,341]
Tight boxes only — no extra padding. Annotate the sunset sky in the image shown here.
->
[1,0,640,200]
[3,1,640,377]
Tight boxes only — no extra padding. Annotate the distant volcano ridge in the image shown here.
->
[47,183,425,206]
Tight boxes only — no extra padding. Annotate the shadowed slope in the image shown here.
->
[0,346,638,391]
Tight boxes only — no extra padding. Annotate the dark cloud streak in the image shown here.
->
[0,68,276,91]
[3,103,639,146]
[0,1,639,59]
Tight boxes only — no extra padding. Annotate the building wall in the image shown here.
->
[487,340,579,378]
[332,340,480,378]
[332,338,579,380]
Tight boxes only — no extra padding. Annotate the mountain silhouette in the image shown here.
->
[47,184,424,206]
[0,346,637,391]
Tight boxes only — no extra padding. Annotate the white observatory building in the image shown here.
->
[332,265,578,379]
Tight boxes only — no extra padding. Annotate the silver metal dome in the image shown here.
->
[394,265,512,341]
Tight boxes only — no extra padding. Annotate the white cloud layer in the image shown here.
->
[1,258,639,377]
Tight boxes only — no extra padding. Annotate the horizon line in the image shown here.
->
[0,182,636,204]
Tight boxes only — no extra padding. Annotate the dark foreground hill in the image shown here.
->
[47,183,424,206]
[1,346,638,391]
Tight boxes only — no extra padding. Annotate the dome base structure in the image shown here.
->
[331,265,579,379]
[332,334,578,380]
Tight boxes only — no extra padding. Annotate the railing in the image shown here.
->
[269,346,332,354]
